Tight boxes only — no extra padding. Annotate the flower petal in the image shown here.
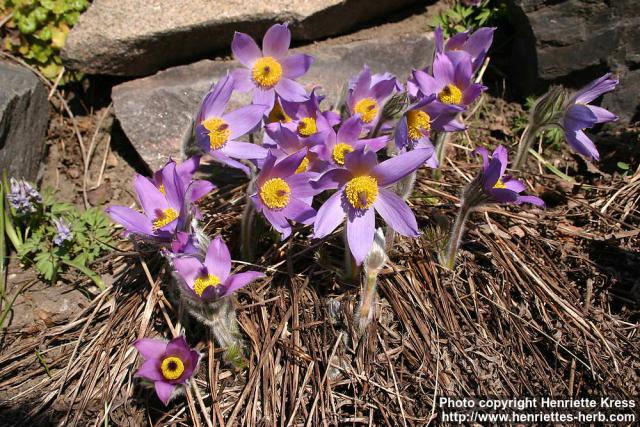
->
[281,54,314,79]
[263,208,292,239]
[231,68,255,92]
[566,129,600,161]
[263,23,290,58]
[432,53,455,86]
[516,195,545,207]
[205,236,232,281]
[155,381,176,406]
[231,32,261,67]
[337,115,363,145]
[105,206,153,235]
[173,256,203,291]
[134,175,168,216]
[224,105,268,140]
[134,338,167,360]
[188,180,215,202]
[374,189,419,237]
[394,115,408,149]
[135,359,164,381]
[372,148,433,187]
[282,198,316,225]
[275,78,308,102]
[564,104,597,131]
[347,207,375,265]
[253,87,276,110]
[199,75,234,121]
[221,141,268,160]
[573,73,618,104]
[313,190,346,238]
[587,105,618,124]
[224,271,265,296]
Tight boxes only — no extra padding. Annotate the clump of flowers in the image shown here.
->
[103,21,620,406]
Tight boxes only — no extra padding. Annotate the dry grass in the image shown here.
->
[1,134,639,425]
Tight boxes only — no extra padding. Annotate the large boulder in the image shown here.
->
[509,0,639,123]
[111,30,434,171]
[0,62,49,182]
[62,0,423,77]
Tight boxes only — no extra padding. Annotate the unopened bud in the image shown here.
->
[530,85,567,129]
[381,92,409,121]
[364,228,387,275]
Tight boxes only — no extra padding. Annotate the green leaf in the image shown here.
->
[617,161,630,171]
[17,14,36,33]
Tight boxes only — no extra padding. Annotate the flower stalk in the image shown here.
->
[356,228,386,335]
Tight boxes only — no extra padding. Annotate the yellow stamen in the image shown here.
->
[158,184,166,195]
[268,102,291,123]
[493,179,506,189]
[202,117,231,150]
[193,273,221,297]
[354,98,379,123]
[437,84,463,105]
[406,110,431,140]
[345,175,378,210]
[297,117,317,137]
[251,56,282,89]
[295,155,310,174]
[153,208,178,230]
[332,143,354,166]
[160,356,185,380]
[259,178,291,209]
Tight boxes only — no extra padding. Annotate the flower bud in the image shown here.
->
[529,85,567,129]
[381,91,409,121]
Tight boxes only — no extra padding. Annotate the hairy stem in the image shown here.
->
[443,202,473,270]
[356,270,378,336]
[240,178,257,262]
[433,131,450,181]
[206,298,247,370]
[513,124,538,171]
[343,226,361,285]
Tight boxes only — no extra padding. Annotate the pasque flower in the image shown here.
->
[231,23,314,109]
[318,115,387,168]
[562,73,618,161]
[347,65,398,127]
[195,74,269,175]
[105,162,191,242]
[471,145,545,206]
[409,53,484,108]
[280,89,340,144]
[264,124,322,174]
[434,26,495,72]
[251,150,317,239]
[312,147,434,264]
[133,336,200,405]
[173,236,264,300]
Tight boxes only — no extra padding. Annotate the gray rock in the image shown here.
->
[112,32,435,172]
[509,0,639,123]
[62,0,422,76]
[0,62,49,182]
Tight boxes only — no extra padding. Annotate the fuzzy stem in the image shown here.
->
[356,270,378,336]
[443,202,473,270]
[206,298,247,370]
[433,131,450,181]
[343,226,360,284]
[513,124,538,171]
[240,178,257,262]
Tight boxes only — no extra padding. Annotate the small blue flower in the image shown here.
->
[53,218,73,246]
[7,178,42,214]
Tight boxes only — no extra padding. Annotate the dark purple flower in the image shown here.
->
[472,145,544,206]
[170,232,200,255]
[562,73,618,161]
[318,115,387,168]
[347,65,398,128]
[434,26,495,72]
[7,177,41,214]
[173,236,264,300]
[409,53,485,107]
[105,162,188,242]
[312,147,434,264]
[264,124,322,174]
[195,74,269,175]
[52,217,73,246]
[279,89,341,145]
[251,150,317,239]
[133,336,200,406]
[231,23,314,109]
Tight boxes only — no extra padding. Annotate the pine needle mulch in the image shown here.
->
[1,145,639,426]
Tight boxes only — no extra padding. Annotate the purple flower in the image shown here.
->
[435,26,495,72]
[395,95,464,154]
[173,236,264,300]
[52,217,73,246]
[251,151,317,239]
[562,73,619,161]
[347,65,398,128]
[7,177,42,214]
[318,116,387,168]
[133,336,200,406]
[264,124,321,174]
[195,74,269,175]
[279,89,341,145]
[231,23,314,109]
[312,147,434,264]
[170,232,200,255]
[105,162,188,242]
[472,145,544,206]
[409,53,484,107]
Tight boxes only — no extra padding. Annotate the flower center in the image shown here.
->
[437,84,463,105]
[193,273,221,297]
[297,117,317,137]
[202,117,231,150]
[406,110,431,140]
[354,98,379,123]
[345,175,378,210]
[160,356,185,381]
[251,56,283,89]
[332,143,354,166]
[493,179,506,189]
[268,102,291,123]
[259,178,291,209]
[153,208,178,230]
[295,155,310,174]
